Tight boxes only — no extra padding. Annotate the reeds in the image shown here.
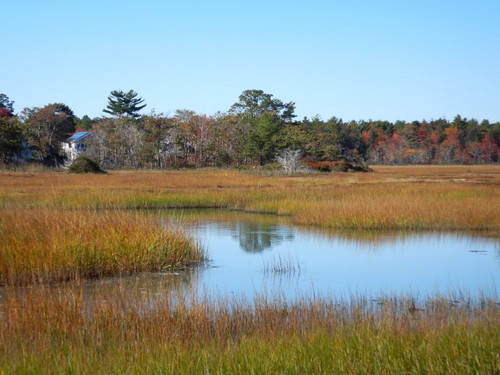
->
[0,209,204,285]
[0,166,498,283]
[0,286,498,374]
[0,167,497,372]
[0,166,498,233]
[291,182,500,231]
[262,253,302,275]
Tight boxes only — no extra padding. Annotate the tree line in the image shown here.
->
[1,90,499,168]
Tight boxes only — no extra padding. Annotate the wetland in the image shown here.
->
[0,166,499,374]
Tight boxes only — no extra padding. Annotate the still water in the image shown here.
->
[26,209,499,303]
[173,210,499,299]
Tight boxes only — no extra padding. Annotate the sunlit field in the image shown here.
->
[0,166,498,374]
[0,209,203,285]
[1,165,498,232]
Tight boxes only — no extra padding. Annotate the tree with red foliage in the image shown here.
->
[479,133,498,162]
[384,132,405,164]
[0,108,13,118]
[440,126,463,163]
[25,104,75,165]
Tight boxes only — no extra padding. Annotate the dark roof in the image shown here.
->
[67,132,89,141]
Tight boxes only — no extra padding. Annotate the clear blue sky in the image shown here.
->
[3,0,500,122]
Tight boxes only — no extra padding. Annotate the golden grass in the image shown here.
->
[0,166,498,373]
[1,165,498,233]
[291,183,499,230]
[0,285,498,374]
[0,209,204,285]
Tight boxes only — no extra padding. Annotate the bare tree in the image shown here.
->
[276,149,302,174]
[121,123,145,169]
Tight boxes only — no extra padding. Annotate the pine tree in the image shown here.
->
[103,90,146,119]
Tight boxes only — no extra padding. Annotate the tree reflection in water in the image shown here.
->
[231,222,295,253]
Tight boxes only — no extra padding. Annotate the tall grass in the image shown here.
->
[0,166,498,373]
[291,182,500,231]
[0,209,204,285]
[0,166,498,233]
[0,286,498,374]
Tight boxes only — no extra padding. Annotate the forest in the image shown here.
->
[0,90,499,169]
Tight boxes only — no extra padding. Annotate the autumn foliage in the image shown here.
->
[1,89,499,168]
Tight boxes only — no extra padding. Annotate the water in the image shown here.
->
[3,210,499,303]
[181,211,499,299]
[116,209,498,302]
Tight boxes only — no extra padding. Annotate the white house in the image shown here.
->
[62,131,90,162]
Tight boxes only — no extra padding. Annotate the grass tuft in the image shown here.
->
[0,209,204,285]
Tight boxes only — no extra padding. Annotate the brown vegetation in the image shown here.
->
[0,285,498,374]
[0,209,203,285]
[0,166,498,373]
[304,160,371,172]
[0,166,499,234]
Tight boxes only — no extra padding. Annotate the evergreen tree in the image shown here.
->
[103,90,146,119]
[244,112,282,165]
[0,94,14,113]
[0,110,23,164]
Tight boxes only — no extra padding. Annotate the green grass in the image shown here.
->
[0,287,498,374]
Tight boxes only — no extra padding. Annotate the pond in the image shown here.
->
[77,209,499,302]
[4,209,498,304]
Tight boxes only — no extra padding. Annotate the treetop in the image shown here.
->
[103,90,146,119]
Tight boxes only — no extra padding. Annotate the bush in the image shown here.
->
[68,156,106,174]
[215,151,232,167]
[304,161,372,172]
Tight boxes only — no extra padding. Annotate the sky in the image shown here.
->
[3,0,500,122]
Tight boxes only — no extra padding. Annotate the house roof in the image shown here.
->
[67,132,89,141]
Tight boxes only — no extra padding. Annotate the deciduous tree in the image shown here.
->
[25,104,75,165]
[230,89,295,121]
[140,112,175,169]
[276,149,302,173]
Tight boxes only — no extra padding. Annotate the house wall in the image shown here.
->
[62,140,87,161]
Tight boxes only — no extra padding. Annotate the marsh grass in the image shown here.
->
[0,166,498,373]
[262,253,302,275]
[0,166,498,233]
[0,209,204,285]
[0,286,498,374]
[292,182,500,231]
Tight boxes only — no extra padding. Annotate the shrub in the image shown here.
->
[215,151,232,167]
[68,156,106,174]
[304,161,372,172]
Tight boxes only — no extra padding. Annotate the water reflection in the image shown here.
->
[81,268,197,298]
[164,209,499,300]
[2,209,498,306]
[0,268,200,311]
[231,222,295,253]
